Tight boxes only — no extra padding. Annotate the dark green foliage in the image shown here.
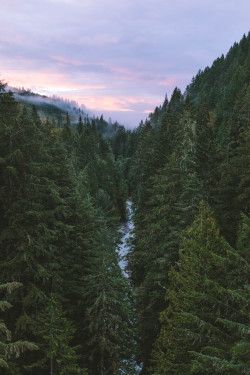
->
[0,80,134,374]
[185,32,250,242]
[151,205,250,375]
[25,295,85,374]
[0,31,249,375]
[128,107,203,373]
[83,226,136,375]
[0,95,76,370]
[127,33,249,373]
[77,115,84,134]
[213,86,250,245]
[0,282,37,369]
[130,120,158,209]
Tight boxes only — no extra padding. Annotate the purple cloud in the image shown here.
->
[0,0,249,127]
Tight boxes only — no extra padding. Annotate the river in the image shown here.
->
[117,200,134,277]
[117,201,142,374]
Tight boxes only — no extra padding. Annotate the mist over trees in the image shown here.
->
[0,32,249,374]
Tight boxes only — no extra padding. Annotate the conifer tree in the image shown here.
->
[77,115,84,135]
[0,101,74,370]
[131,120,157,209]
[214,87,250,245]
[195,100,215,202]
[128,108,202,373]
[82,225,136,375]
[25,295,86,375]
[62,112,73,154]
[151,205,249,375]
[0,282,37,370]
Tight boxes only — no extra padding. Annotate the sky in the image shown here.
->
[0,0,249,128]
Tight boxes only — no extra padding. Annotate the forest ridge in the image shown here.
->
[0,33,249,374]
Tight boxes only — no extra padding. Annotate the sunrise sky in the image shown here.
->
[1,0,249,127]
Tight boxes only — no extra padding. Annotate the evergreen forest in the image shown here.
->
[0,33,249,374]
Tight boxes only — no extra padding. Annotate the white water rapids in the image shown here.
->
[117,201,142,374]
[117,200,134,277]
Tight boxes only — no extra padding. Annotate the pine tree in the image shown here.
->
[214,88,250,245]
[151,205,250,375]
[0,101,74,371]
[128,108,202,373]
[62,112,73,154]
[25,295,86,375]
[77,115,84,135]
[0,282,37,370]
[82,225,136,375]
[195,100,215,202]
[131,120,158,209]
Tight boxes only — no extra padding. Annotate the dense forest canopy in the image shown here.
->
[0,32,249,374]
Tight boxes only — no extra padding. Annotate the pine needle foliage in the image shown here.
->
[151,205,249,375]
[0,282,37,369]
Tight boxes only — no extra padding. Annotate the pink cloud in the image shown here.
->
[158,77,178,86]
[126,98,159,105]
[51,55,84,66]
[4,70,76,90]
[70,94,161,113]
[70,94,135,112]
[109,65,156,83]
[3,66,107,93]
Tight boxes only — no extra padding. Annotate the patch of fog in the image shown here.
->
[7,86,88,121]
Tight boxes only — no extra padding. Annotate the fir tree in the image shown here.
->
[25,295,86,375]
[0,282,37,370]
[83,225,136,375]
[151,205,250,375]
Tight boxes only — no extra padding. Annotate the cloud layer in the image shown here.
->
[1,0,249,127]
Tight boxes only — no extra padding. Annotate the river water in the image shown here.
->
[117,200,134,277]
[117,201,142,374]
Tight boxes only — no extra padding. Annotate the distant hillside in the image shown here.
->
[6,86,128,141]
[127,32,250,375]
[7,86,87,125]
